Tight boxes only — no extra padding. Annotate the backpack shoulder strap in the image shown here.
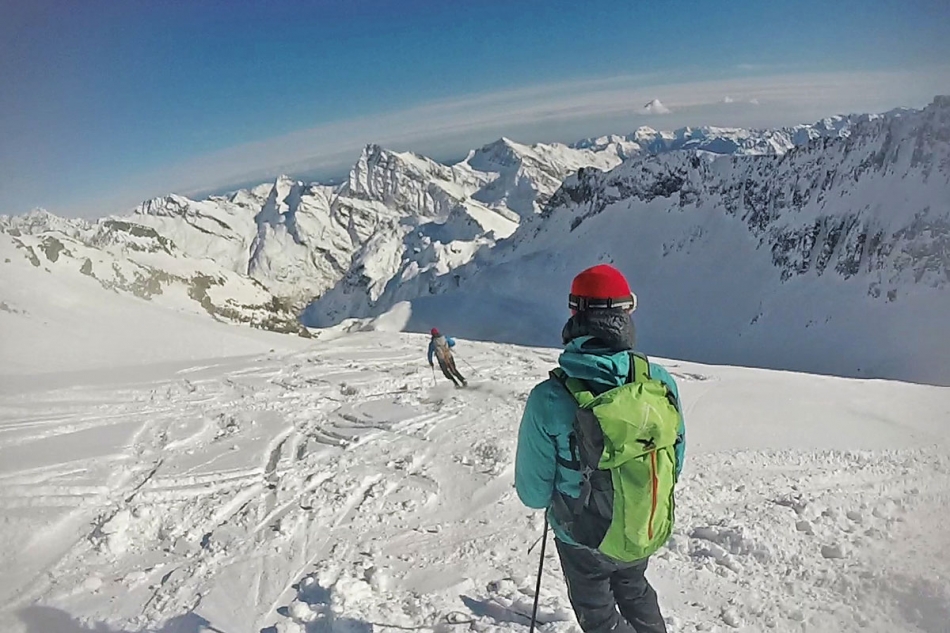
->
[549,368,596,406]
[628,352,651,384]
[548,368,589,471]
[629,352,681,413]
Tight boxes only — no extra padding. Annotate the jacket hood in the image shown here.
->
[558,336,632,388]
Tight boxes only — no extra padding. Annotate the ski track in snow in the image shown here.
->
[1,332,949,633]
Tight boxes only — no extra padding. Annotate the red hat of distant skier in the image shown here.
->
[569,264,637,312]
[431,327,440,336]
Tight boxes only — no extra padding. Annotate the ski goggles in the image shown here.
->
[568,293,637,312]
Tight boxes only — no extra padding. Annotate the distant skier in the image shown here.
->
[515,264,686,633]
[427,328,467,388]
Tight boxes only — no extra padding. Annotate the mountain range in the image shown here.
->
[2,98,947,384]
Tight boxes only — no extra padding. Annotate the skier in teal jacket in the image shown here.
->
[515,264,686,633]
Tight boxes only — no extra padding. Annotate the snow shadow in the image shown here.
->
[892,578,950,633]
[260,623,371,633]
[17,607,219,633]
[263,577,373,633]
[459,595,531,626]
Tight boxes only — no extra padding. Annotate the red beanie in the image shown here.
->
[431,328,440,336]
[569,264,637,311]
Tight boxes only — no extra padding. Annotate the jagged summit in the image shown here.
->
[466,137,528,171]
[134,193,193,217]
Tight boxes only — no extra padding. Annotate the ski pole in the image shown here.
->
[430,364,437,385]
[527,533,543,556]
[454,353,478,375]
[529,516,549,633]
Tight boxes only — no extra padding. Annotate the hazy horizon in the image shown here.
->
[3,0,948,218]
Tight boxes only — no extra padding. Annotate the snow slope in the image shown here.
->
[0,327,948,633]
[0,219,310,377]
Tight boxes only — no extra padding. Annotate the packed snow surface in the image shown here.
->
[1,328,948,633]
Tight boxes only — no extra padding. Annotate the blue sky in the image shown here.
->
[1,0,948,218]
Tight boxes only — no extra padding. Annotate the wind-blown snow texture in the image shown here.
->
[0,328,948,633]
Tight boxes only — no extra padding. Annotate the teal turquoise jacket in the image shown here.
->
[514,336,686,544]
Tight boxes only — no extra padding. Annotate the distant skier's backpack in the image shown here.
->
[432,335,452,363]
[550,352,681,562]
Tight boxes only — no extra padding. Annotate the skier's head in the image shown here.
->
[568,264,636,314]
[563,264,636,351]
[430,327,440,337]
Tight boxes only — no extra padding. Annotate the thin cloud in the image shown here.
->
[63,66,950,217]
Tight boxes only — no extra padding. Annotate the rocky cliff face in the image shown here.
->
[552,97,948,299]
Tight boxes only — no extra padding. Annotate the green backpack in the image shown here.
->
[550,352,681,562]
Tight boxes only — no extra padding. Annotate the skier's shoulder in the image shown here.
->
[526,374,576,412]
[520,377,577,439]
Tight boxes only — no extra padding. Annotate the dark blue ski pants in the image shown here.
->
[555,538,667,633]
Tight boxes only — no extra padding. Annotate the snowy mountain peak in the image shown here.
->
[467,137,527,170]
[272,173,298,188]
[23,207,56,221]
[643,98,671,115]
[356,142,386,164]
[0,207,89,237]
[134,193,194,218]
[634,125,660,139]
[344,143,462,218]
[260,176,303,221]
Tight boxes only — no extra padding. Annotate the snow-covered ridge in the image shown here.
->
[0,221,308,339]
[325,96,950,386]
[552,96,949,292]
[570,109,908,159]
